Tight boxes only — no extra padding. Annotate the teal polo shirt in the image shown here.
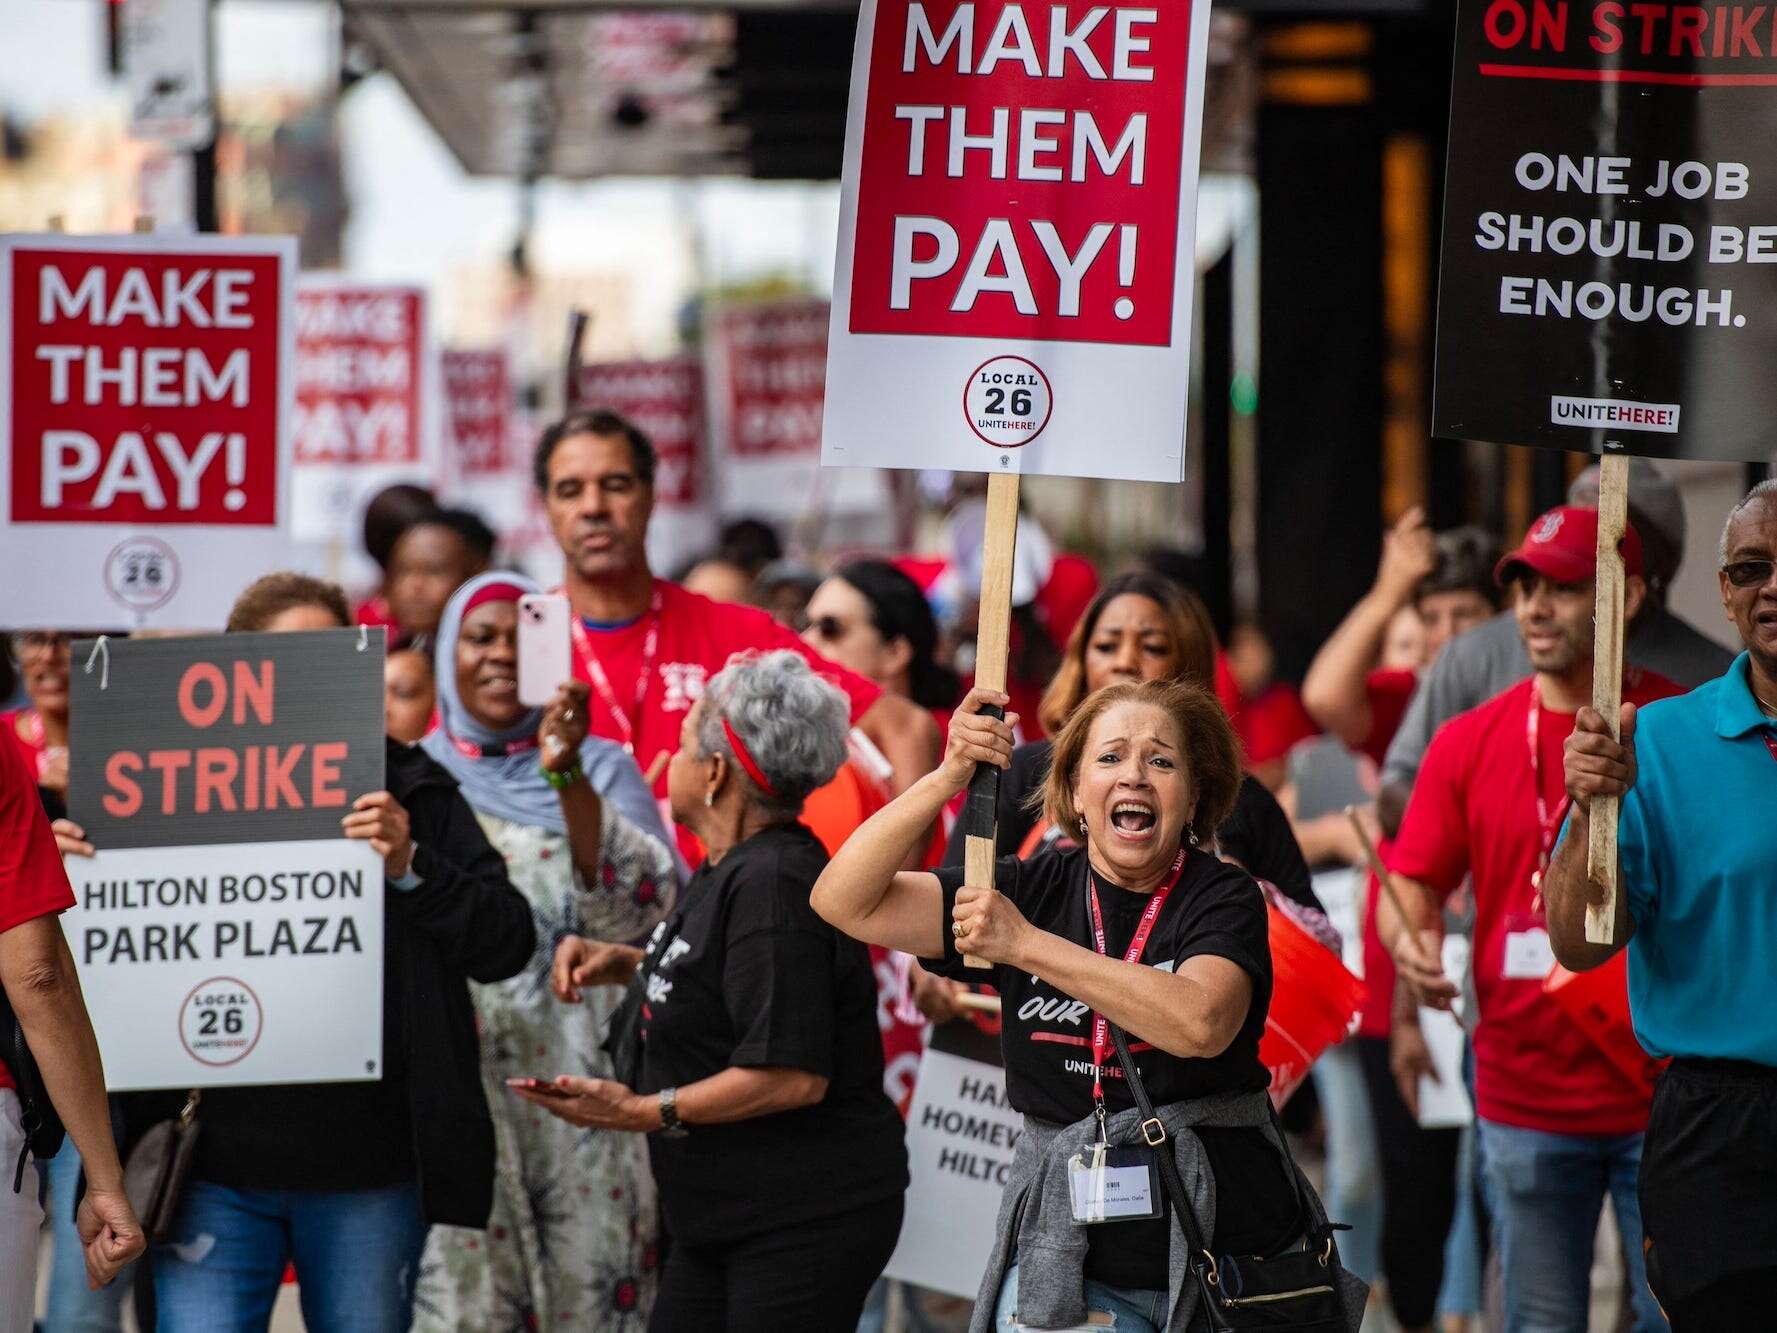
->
[1603,653,1777,1063]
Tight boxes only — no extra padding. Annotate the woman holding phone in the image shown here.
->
[411,572,679,1333]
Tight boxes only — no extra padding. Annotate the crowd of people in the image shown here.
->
[1,404,1773,1333]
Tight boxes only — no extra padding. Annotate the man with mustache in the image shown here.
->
[1545,479,1777,1331]
[534,409,940,864]
[1376,506,1679,1332]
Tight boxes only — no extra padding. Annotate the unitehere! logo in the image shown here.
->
[964,356,1054,449]
[1550,396,1680,435]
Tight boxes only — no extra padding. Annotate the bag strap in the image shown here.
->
[1107,1023,1214,1264]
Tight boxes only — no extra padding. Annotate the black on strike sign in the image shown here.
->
[63,629,388,1091]
[1434,0,1777,461]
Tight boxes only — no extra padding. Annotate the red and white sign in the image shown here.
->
[576,356,714,572]
[442,349,512,481]
[0,233,296,629]
[824,0,1211,481]
[290,279,437,544]
[709,299,887,520]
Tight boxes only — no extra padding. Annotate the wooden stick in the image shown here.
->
[953,991,1002,1016]
[961,471,1021,969]
[1345,806,1415,938]
[1585,452,1629,945]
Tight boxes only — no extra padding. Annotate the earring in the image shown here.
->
[1078,817,1088,839]
[704,791,715,808]
[1187,827,1200,847]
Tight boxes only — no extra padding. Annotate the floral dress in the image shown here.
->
[412,802,677,1333]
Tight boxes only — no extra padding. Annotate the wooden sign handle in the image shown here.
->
[961,472,1021,969]
[1585,453,1629,945]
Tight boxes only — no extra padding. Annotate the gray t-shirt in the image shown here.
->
[1380,605,1736,790]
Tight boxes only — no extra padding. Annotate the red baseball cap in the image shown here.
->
[1494,505,1643,587]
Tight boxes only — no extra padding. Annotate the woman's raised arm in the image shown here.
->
[812,688,1017,957]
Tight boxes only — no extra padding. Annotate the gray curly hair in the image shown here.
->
[696,649,850,818]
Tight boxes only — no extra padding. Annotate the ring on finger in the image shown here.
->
[952,920,967,938]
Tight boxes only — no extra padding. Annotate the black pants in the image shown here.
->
[1355,1035,1460,1330]
[650,1195,904,1333]
[1640,1058,1777,1328]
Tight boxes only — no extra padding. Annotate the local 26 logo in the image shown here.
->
[179,976,264,1067]
[964,356,1054,450]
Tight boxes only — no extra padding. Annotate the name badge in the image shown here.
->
[1067,1144,1163,1224]
[1502,927,1555,980]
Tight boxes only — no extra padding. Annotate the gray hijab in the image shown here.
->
[420,571,668,845]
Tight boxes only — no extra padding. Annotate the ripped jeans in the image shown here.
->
[152,1179,427,1332]
[992,1263,1169,1332]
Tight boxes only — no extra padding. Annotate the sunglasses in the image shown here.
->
[1723,558,1776,589]
[10,631,71,659]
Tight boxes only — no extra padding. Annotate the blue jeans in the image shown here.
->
[1476,1120,1666,1332]
[43,1143,130,1332]
[1310,1041,1381,1285]
[992,1263,1168,1331]
[1436,1118,1484,1318]
[152,1180,427,1333]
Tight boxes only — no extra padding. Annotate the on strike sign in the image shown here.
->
[64,629,385,1089]
[0,233,296,629]
[825,1,1211,481]
[1434,0,1777,461]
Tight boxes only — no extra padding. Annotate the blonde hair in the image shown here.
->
[1040,679,1241,847]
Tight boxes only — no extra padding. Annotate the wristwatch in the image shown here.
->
[657,1087,688,1138]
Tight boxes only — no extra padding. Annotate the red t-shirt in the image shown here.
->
[569,580,883,862]
[1388,671,1678,1135]
[0,709,49,783]
[1352,669,1417,1036]
[1361,669,1418,769]
[0,726,78,1091]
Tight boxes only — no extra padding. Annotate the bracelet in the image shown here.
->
[540,762,584,790]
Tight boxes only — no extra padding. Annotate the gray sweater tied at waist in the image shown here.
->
[968,1089,1365,1332]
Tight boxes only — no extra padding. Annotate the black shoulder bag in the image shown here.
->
[1109,1024,1353,1332]
[0,984,65,1192]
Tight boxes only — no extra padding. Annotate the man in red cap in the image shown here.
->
[1375,505,1679,1332]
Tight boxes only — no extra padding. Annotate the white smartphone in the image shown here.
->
[517,593,572,707]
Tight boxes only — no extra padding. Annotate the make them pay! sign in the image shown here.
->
[64,629,386,1090]
[0,233,297,630]
[824,1,1211,482]
[1433,0,1777,462]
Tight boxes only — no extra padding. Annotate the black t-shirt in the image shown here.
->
[632,823,907,1245]
[941,741,1321,915]
[925,845,1299,1289]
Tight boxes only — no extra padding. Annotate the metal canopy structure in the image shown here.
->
[341,1,857,179]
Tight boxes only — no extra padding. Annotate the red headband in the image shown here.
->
[461,582,527,617]
[721,717,778,798]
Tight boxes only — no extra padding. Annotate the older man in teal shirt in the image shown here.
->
[1546,478,1777,1332]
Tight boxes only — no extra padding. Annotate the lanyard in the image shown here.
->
[566,587,663,755]
[1765,732,1777,766]
[1526,680,1571,906]
[446,730,539,760]
[1085,849,1186,1117]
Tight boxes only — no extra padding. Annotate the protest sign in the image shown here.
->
[708,299,887,521]
[0,233,296,630]
[125,0,215,151]
[1433,0,1777,462]
[442,349,512,485]
[291,279,437,545]
[824,0,1212,481]
[441,347,528,535]
[65,629,386,1090]
[576,355,716,571]
[883,1020,1015,1300]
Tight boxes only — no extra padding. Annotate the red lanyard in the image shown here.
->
[1765,732,1777,765]
[566,587,663,755]
[1526,680,1571,904]
[1085,850,1186,1111]
[446,730,539,760]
